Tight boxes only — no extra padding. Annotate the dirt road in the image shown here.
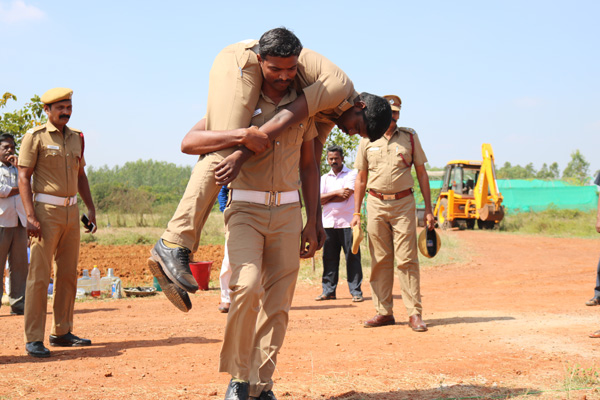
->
[1,231,599,399]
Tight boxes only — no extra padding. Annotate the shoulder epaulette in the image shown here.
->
[70,128,82,134]
[26,125,45,135]
[398,127,417,135]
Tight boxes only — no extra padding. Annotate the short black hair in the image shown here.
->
[259,27,303,59]
[0,133,15,144]
[359,92,392,142]
[326,145,344,158]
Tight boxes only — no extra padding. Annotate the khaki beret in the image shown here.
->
[383,95,401,112]
[41,87,73,105]
[418,228,441,258]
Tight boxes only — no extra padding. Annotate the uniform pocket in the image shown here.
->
[41,147,63,169]
[288,123,305,146]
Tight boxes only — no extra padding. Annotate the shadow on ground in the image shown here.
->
[0,335,220,365]
[323,385,544,400]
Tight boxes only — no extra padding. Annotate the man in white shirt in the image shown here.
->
[0,133,28,315]
[316,145,363,302]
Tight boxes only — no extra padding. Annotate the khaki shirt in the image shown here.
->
[231,89,316,192]
[355,127,427,193]
[294,48,359,144]
[18,122,85,197]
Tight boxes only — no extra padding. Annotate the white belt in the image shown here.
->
[34,193,78,206]
[231,189,299,206]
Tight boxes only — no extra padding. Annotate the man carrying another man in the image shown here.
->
[316,145,363,302]
[351,95,435,332]
[149,28,392,312]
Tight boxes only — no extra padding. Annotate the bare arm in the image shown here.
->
[351,169,368,228]
[181,118,270,155]
[77,166,97,233]
[215,94,310,185]
[18,166,40,238]
[320,188,353,205]
[299,139,319,259]
[415,164,435,230]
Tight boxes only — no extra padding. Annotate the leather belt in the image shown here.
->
[34,193,78,206]
[368,188,413,201]
[231,189,299,206]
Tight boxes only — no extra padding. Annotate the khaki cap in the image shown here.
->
[384,95,401,111]
[351,224,364,254]
[41,87,73,104]
[418,228,441,258]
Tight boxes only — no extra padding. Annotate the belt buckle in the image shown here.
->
[382,194,396,201]
[266,191,281,206]
[63,197,69,206]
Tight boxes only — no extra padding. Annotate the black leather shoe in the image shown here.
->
[26,341,50,358]
[148,257,192,312]
[224,380,249,400]
[10,309,24,316]
[151,239,198,293]
[49,332,92,347]
[251,390,277,400]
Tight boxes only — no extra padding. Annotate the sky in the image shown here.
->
[1,0,599,177]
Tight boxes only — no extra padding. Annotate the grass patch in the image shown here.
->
[499,207,598,237]
[298,229,469,285]
[563,363,600,392]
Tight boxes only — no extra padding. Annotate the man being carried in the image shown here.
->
[149,28,392,311]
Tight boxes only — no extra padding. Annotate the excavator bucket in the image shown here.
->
[478,204,505,222]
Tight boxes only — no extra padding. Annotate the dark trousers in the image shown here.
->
[321,228,362,297]
[0,224,28,313]
[595,256,600,298]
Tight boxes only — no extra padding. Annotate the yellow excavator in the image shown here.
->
[433,143,505,230]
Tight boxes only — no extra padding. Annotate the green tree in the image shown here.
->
[562,150,590,185]
[536,162,560,179]
[497,161,537,179]
[319,127,361,175]
[0,92,47,147]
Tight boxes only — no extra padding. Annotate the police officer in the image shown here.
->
[18,87,97,357]
[351,95,435,332]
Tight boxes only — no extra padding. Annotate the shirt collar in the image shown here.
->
[46,121,74,138]
[260,87,298,107]
[327,164,348,176]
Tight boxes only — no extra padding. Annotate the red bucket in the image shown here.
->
[189,261,212,291]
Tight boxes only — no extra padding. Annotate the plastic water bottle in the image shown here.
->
[77,269,92,295]
[90,265,101,298]
[100,268,114,294]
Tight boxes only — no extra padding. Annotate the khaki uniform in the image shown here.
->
[18,122,84,342]
[162,44,357,251]
[219,89,315,397]
[355,127,427,317]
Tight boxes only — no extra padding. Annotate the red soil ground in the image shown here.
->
[1,230,599,399]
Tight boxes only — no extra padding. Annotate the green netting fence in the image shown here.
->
[428,179,598,212]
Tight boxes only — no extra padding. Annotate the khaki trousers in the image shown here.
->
[219,201,302,397]
[162,41,262,251]
[24,202,80,343]
[366,194,422,317]
[0,223,28,313]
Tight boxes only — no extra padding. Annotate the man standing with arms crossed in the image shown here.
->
[18,88,97,357]
[351,95,435,332]
[316,144,363,302]
[0,132,28,316]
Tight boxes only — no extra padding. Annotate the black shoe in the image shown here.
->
[148,257,192,312]
[151,239,198,293]
[224,380,249,400]
[252,390,277,400]
[10,309,24,316]
[26,341,50,358]
[49,332,92,347]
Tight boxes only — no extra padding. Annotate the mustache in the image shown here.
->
[59,114,70,119]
